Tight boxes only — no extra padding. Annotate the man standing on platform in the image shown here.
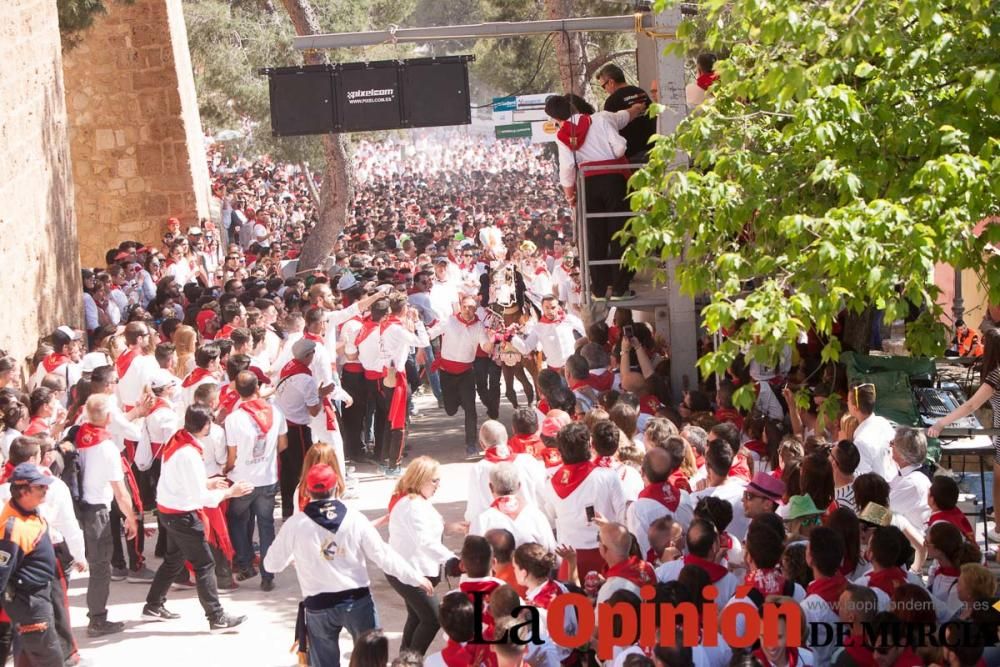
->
[595,63,657,164]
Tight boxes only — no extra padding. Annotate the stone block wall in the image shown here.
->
[0,0,82,366]
[63,0,211,267]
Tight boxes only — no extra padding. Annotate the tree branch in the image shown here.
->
[584,50,636,79]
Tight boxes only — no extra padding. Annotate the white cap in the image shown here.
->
[187,226,203,236]
[55,325,81,342]
[149,370,178,391]
[80,352,112,373]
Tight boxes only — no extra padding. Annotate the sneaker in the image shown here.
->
[260,578,275,592]
[142,604,180,621]
[87,619,125,637]
[384,466,403,479]
[127,567,156,584]
[209,613,247,634]
[111,567,127,582]
[235,566,258,582]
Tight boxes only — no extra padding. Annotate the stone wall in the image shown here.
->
[63,0,211,267]
[0,0,82,366]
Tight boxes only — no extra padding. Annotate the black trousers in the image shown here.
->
[502,363,534,408]
[280,422,312,519]
[385,574,441,655]
[52,544,77,662]
[583,172,633,297]
[474,357,501,420]
[369,378,389,463]
[111,498,144,571]
[146,512,224,622]
[440,368,478,448]
[340,369,367,461]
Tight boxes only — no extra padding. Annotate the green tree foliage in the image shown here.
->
[624,0,1000,404]
[183,0,415,163]
[58,0,134,44]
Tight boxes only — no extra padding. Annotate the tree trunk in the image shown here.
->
[279,0,353,272]
[300,162,321,205]
[841,307,874,355]
[544,0,587,96]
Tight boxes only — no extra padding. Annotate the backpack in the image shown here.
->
[59,425,85,513]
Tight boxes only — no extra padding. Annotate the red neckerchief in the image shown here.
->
[745,567,787,597]
[714,407,744,430]
[483,445,515,464]
[728,454,752,482]
[683,554,728,583]
[24,417,48,436]
[639,394,662,415]
[355,318,379,346]
[556,114,592,151]
[537,399,550,415]
[303,331,323,343]
[76,422,111,449]
[668,469,692,493]
[239,398,273,433]
[460,578,503,640]
[639,481,681,511]
[387,491,404,516]
[743,439,768,457]
[539,315,564,325]
[161,429,203,462]
[806,573,847,606]
[752,648,798,667]
[719,531,734,551]
[42,353,70,374]
[604,555,656,588]
[379,315,403,334]
[219,384,239,414]
[116,347,139,379]
[695,453,706,469]
[930,507,975,541]
[842,634,877,667]
[541,447,562,468]
[182,366,215,388]
[456,314,480,327]
[490,495,523,520]
[279,359,312,380]
[529,580,563,609]
[0,462,15,484]
[217,323,236,339]
[593,455,615,468]
[867,567,907,597]
[550,460,597,499]
[149,398,172,416]
[509,433,543,459]
[441,640,494,667]
[935,563,961,578]
[587,371,614,392]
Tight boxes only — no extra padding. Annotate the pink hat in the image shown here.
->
[746,471,785,502]
[540,410,572,439]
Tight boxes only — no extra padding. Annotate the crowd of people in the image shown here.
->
[0,63,998,667]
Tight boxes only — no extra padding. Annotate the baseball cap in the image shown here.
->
[54,326,81,343]
[187,226,203,236]
[11,464,55,487]
[305,464,338,493]
[150,370,178,390]
[80,351,112,373]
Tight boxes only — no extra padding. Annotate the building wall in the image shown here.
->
[63,0,211,267]
[0,0,82,367]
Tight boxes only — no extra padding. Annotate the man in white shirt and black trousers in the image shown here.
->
[142,405,252,632]
[224,371,288,591]
[264,463,432,666]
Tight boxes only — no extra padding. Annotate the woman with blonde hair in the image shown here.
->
[384,456,456,655]
[293,442,346,512]
[173,324,198,378]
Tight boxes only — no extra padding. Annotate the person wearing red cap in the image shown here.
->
[142,405,252,632]
[265,463,433,666]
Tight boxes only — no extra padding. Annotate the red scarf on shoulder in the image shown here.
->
[490,495,523,520]
[239,398,273,433]
[867,567,907,597]
[182,367,215,388]
[529,580,563,609]
[697,71,719,90]
[551,461,596,499]
[806,573,847,606]
[279,359,311,380]
[115,348,139,379]
[441,640,495,667]
[355,318,379,347]
[0,462,15,484]
[510,433,543,458]
[42,353,70,374]
[76,422,111,449]
[638,481,681,511]
[587,371,615,392]
[161,429,203,462]
[556,115,591,152]
[604,555,656,588]
[219,384,239,414]
[745,567,788,597]
[930,507,975,542]
[683,554,728,583]
[541,447,562,468]
[24,417,49,437]
[668,469,692,493]
[483,445,515,464]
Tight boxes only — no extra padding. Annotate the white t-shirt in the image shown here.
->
[81,438,125,508]
[224,402,288,487]
[853,414,897,481]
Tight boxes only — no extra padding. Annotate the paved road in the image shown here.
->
[67,389,520,666]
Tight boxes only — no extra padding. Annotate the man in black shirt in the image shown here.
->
[595,63,656,163]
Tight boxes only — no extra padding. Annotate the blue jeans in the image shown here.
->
[306,593,379,666]
[227,482,277,579]
[424,344,442,402]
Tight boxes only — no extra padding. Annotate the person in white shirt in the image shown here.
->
[422,590,491,667]
[224,371,288,591]
[465,421,546,524]
[384,456,458,655]
[887,426,932,534]
[266,463,432,666]
[75,394,138,638]
[655,518,739,605]
[541,422,627,581]
[29,326,83,395]
[376,293,429,474]
[115,322,160,412]
[429,258,460,323]
[848,383,897,481]
[512,296,585,373]
[595,521,657,604]
[142,405,252,632]
[691,435,749,540]
[427,295,493,458]
[800,527,848,665]
[627,447,693,559]
[192,383,228,478]
[469,463,556,552]
[544,93,646,299]
[179,345,221,410]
